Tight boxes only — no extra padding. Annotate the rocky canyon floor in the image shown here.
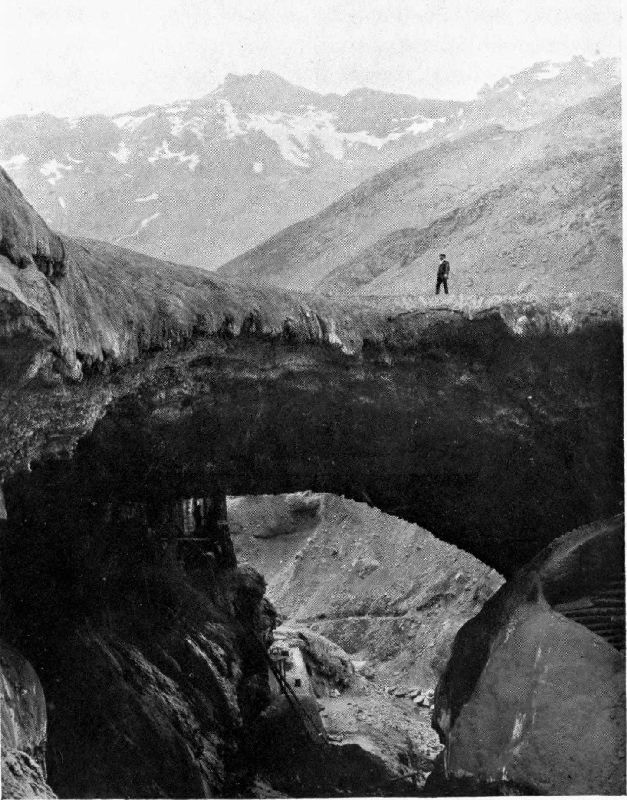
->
[229,491,504,794]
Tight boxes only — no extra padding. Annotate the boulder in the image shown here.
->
[430,516,625,795]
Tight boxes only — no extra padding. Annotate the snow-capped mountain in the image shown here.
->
[0,56,619,270]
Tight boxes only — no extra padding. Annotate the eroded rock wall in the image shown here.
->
[1,641,56,799]
[0,168,66,278]
[1,565,274,798]
[1,420,277,797]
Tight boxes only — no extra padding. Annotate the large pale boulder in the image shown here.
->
[430,515,625,795]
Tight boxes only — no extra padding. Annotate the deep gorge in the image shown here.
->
[1,314,623,796]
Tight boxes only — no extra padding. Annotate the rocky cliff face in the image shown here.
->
[429,515,625,795]
[1,641,56,799]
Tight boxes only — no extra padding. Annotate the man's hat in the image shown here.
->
[439,253,446,258]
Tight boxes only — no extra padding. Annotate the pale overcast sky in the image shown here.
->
[0,0,621,118]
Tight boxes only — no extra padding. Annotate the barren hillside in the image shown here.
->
[220,88,621,296]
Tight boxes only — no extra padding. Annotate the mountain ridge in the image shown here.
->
[0,55,618,271]
[219,86,621,296]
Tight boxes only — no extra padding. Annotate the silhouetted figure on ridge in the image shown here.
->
[436,253,450,295]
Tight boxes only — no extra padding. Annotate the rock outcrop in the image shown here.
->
[2,546,276,798]
[1,640,55,799]
[429,515,625,795]
[230,492,504,686]
[41,595,272,798]
[0,169,66,278]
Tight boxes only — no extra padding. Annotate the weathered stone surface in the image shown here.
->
[0,169,65,279]
[2,560,274,798]
[431,515,625,795]
[1,640,56,799]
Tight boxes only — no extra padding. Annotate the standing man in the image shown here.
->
[436,253,450,295]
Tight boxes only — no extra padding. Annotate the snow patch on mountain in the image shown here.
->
[112,112,156,132]
[139,211,160,230]
[58,196,66,209]
[219,99,245,138]
[245,111,314,165]
[0,154,28,171]
[116,211,161,242]
[110,142,131,164]
[403,118,443,135]
[535,63,562,81]
[148,140,199,171]
[253,162,264,173]
[221,106,445,167]
[168,115,206,140]
[134,192,159,202]
[495,77,513,93]
[40,159,73,185]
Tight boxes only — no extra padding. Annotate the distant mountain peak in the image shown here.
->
[220,70,320,113]
[223,69,293,90]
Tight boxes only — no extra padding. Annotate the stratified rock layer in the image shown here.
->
[430,515,625,795]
